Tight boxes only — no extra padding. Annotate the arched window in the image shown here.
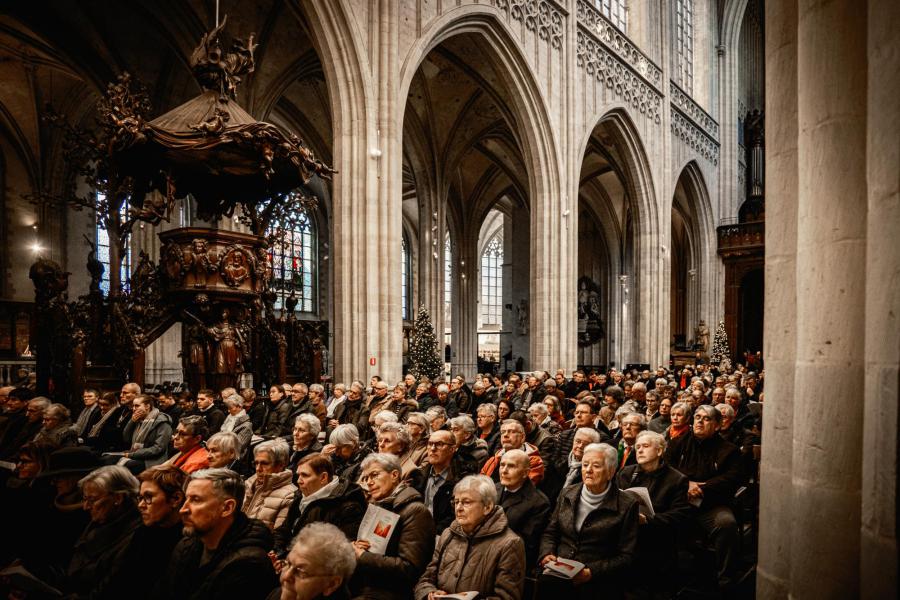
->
[480,234,503,326]
[269,202,316,312]
[675,0,694,94]
[401,232,411,321]
[444,234,452,332]
[597,0,628,32]
[95,192,131,295]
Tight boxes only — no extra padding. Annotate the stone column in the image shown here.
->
[417,193,446,337]
[756,0,798,597]
[789,1,867,596]
[450,233,477,378]
[861,0,899,596]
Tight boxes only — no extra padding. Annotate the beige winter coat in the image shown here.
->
[242,470,297,530]
[414,506,525,600]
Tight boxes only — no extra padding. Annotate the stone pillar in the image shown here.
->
[450,233,477,378]
[756,0,798,596]
[417,193,446,337]
[861,0,899,596]
[789,1,867,596]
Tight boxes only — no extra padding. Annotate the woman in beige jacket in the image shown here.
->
[242,438,297,529]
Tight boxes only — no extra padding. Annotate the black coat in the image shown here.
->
[85,406,129,453]
[496,479,551,568]
[665,433,744,508]
[161,513,277,600]
[198,406,226,435]
[616,463,693,568]
[261,399,292,438]
[273,477,367,556]
[539,484,639,597]
[103,522,183,600]
[413,458,471,534]
[330,399,370,439]
[550,426,611,477]
[350,486,436,600]
[282,398,312,437]
[247,401,268,433]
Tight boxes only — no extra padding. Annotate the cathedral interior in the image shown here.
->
[0,0,896,598]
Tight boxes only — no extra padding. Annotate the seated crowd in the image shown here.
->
[0,365,762,599]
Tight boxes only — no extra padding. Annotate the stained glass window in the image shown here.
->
[95,192,131,295]
[269,205,315,312]
[480,234,503,326]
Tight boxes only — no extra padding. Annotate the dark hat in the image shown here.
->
[38,446,102,479]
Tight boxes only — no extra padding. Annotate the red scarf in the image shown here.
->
[173,444,203,469]
[669,423,689,440]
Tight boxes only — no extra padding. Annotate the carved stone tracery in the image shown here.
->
[671,107,720,165]
[494,0,564,50]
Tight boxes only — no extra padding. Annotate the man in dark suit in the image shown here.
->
[496,448,550,567]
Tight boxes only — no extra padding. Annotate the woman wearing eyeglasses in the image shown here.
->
[414,474,525,600]
[103,465,187,599]
[66,465,143,598]
[349,453,435,599]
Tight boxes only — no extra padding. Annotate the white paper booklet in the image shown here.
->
[542,557,585,579]
[357,503,401,555]
[623,486,655,518]
[435,592,478,599]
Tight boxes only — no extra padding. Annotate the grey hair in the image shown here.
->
[29,397,51,412]
[725,387,742,401]
[620,412,647,427]
[655,377,668,387]
[179,415,210,440]
[46,403,71,422]
[500,419,524,434]
[499,448,529,469]
[631,382,647,393]
[292,383,308,393]
[291,522,357,580]
[188,468,246,512]
[360,452,402,474]
[476,403,498,417]
[574,427,602,444]
[436,383,449,394]
[207,431,240,458]
[222,394,244,410]
[448,415,476,435]
[329,423,360,447]
[294,413,322,438]
[425,406,447,420]
[253,438,290,466]
[309,383,324,394]
[543,379,557,388]
[636,430,667,453]
[79,465,139,504]
[453,474,498,507]
[715,403,735,419]
[405,412,431,434]
[472,381,484,391]
[377,422,411,449]
[373,410,399,424]
[696,404,722,424]
[671,401,693,418]
[582,443,618,472]
[528,403,549,418]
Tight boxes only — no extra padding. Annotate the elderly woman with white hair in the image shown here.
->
[404,412,431,467]
[375,421,421,484]
[288,413,324,474]
[614,430,692,597]
[539,443,639,599]
[349,453,435,599]
[35,403,78,448]
[220,393,253,457]
[206,431,243,471]
[324,423,371,483]
[270,522,358,600]
[243,438,298,530]
[66,465,143,597]
[415,474,525,600]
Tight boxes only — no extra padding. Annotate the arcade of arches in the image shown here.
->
[0,1,896,597]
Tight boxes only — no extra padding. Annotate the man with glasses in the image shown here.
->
[165,415,210,474]
[413,429,470,533]
[616,413,646,472]
[665,404,744,592]
[282,384,312,439]
[160,468,278,599]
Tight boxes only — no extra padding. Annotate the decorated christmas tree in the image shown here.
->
[710,319,730,366]
[409,305,443,381]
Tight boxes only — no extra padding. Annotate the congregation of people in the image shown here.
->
[0,364,763,599]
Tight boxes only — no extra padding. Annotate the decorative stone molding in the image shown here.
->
[576,29,662,126]
[669,80,719,140]
[671,106,720,164]
[575,0,663,91]
[494,0,564,50]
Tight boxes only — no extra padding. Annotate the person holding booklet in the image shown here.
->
[415,474,525,600]
[349,453,435,599]
[616,430,693,597]
[538,443,639,599]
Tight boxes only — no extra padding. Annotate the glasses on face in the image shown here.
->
[82,493,107,506]
[137,493,156,505]
[453,498,478,508]
[282,561,326,581]
[426,441,451,449]
[361,469,387,484]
